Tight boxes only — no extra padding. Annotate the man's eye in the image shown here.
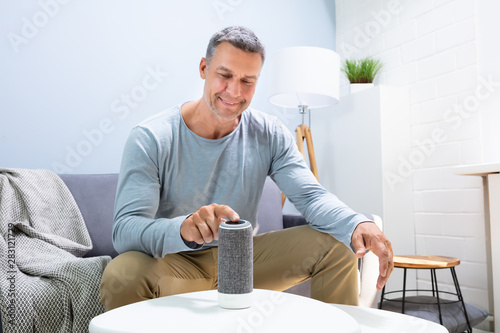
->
[220,74,230,78]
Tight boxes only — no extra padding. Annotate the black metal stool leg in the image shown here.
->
[402,268,407,314]
[379,285,386,309]
[430,267,436,297]
[431,269,444,325]
[451,267,472,333]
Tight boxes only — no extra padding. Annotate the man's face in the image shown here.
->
[200,42,263,121]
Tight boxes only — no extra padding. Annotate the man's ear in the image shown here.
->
[199,57,208,79]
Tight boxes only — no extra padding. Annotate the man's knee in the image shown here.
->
[300,229,358,304]
[283,226,357,277]
[100,251,158,310]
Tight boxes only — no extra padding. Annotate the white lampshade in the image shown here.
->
[268,46,340,109]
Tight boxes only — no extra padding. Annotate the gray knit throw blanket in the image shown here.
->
[0,168,111,332]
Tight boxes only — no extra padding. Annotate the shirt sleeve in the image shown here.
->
[268,118,373,251]
[112,126,197,258]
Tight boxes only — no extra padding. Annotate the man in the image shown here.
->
[100,26,393,311]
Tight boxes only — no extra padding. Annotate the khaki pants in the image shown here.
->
[100,225,359,311]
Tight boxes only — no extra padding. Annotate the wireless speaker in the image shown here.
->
[217,219,253,309]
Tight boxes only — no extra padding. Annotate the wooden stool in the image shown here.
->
[379,255,472,333]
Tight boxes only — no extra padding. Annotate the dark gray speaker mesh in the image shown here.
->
[218,220,253,294]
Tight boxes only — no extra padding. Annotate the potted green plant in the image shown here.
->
[341,57,383,94]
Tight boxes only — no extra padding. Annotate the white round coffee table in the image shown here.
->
[89,289,448,332]
[332,304,448,333]
[89,289,361,332]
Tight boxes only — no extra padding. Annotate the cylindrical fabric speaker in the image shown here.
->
[218,220,253,309]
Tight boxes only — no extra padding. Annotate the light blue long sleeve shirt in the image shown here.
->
[112,104,371,258]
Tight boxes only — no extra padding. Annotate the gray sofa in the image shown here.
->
[0,173,380,332]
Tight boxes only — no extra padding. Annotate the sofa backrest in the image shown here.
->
[256,178,283,234]
[59,174,283,258]
[59,173,119,258]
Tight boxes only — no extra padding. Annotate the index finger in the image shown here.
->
[214,204,240,223]
[211,205,240,241]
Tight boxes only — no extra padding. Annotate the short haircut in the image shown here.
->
[205,26,265,65]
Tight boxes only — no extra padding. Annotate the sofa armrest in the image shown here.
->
[358,214,383,308]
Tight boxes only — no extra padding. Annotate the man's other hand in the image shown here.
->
[351,221,394,291]
[180,204,240,245]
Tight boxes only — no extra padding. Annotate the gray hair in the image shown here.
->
[205,26,265,65]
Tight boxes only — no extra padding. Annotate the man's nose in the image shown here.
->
[226,78,241,97]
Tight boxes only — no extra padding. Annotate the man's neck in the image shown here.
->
[181,99,240,140]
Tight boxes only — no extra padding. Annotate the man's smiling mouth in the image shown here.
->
[219,97,239,106]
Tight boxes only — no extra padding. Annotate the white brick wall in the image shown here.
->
[401,34,436,63]
[437,65,477,96]
[435,20,475,52]
[335,0,491,312]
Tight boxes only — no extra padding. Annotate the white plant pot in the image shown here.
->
[349,83,374,94]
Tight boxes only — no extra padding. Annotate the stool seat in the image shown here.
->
[394,255,460,269]
[379,254,484,333]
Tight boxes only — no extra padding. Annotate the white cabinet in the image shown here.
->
[311,85,414,288]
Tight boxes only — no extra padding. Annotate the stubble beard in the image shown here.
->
[204,93,246,122]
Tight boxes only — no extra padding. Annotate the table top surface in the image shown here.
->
[89,289,448,333]
[454,162,500,176]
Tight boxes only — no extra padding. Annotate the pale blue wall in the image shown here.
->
[0,0,336,173]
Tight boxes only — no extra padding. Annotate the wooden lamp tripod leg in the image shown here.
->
[281,123,319,206]
[296,124,319,181]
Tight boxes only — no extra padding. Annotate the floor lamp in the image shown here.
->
[268,46,340,205]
